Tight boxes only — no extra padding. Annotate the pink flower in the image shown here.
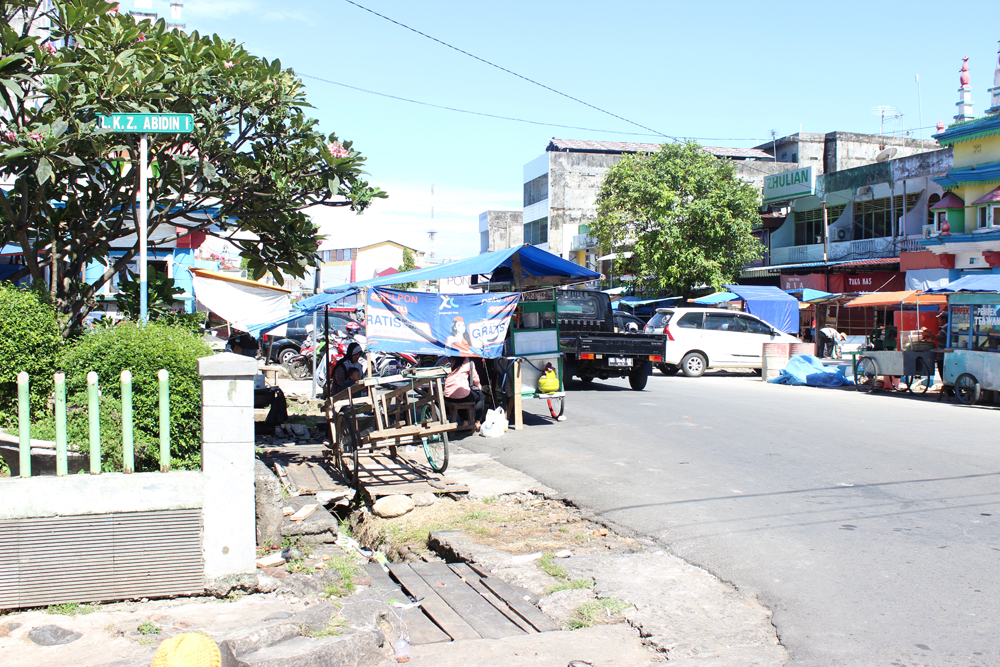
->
[3,130,16,143]
[223,61,234,69]
[137,32,146,42]
[328,142,349,159]
[41,43,57,56]
[28,131,44,143]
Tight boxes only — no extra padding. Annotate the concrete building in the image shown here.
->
[479,210,523,254]
[318,240,424,291]
[486,139,786,271]
[756,132,939,175]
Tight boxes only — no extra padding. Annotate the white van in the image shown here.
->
[644,307,800,377]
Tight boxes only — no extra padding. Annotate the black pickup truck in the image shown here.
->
[557,290,666,390]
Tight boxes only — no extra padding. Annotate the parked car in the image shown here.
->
[645,307,799,377]
[613,311,646,333]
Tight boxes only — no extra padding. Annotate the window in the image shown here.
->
[950,305,970,350]
[793,205,846,246]
[524,217,548,245]
[739,315,773,334]
[936,211,948,232]
[927,193,940,228]
[523,174,549,207]
[677,312,703,329]
[704,313,740,331]
[852,193,921,240]
[344,249,352,260]
[791,153,797,162]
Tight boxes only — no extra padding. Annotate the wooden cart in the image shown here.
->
[854,350,936,394]
[325,367,457,487]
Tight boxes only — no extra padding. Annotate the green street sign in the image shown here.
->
[99,113,194,134]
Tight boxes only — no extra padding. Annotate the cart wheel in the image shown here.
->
[335,412,360,487]
[955,373,982,405]
[418,403,450,473]
[906,358,932,395]
[855,357,877,393]
[547,396,565,420]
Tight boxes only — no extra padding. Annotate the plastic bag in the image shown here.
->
[479,407,508,437]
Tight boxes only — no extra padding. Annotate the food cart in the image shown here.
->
[844,290,947,394]
[934,276,1000,405]
[325,366,456,487]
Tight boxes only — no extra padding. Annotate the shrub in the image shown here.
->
[57,321,212,471]
[0,284,62,427]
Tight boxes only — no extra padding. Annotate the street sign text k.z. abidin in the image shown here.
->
[99,113,194,134]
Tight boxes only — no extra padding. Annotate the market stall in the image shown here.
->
[929,275,1000,404]
[843,290,947,394]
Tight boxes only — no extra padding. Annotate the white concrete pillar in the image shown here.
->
[198,352,257,579]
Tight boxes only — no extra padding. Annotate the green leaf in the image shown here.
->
[35,157,53,184]
[51,119,69,139]
[60,154,85,167]
[202,161,217,181]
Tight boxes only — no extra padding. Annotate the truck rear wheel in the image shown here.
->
[629,361,651,390]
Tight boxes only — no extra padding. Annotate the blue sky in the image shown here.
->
[154,0,999,259]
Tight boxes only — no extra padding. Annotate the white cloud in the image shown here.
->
[307,180,520,261]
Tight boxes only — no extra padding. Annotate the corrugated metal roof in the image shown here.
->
[834,257,900,268]
[546,139,772,160]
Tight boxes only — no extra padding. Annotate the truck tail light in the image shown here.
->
[580,353,595,360]
[649,355,663,362]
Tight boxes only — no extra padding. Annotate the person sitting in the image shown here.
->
[443,356,485,428]
[331,342,364,396]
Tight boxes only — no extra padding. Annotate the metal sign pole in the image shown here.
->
[139,133,149,324]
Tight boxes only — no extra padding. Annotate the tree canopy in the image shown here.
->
[593,142,762,296]
[0,0,386,333]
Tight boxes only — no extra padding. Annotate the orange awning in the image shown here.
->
[844,290,947,308]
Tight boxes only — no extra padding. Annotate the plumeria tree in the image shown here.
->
[0,0,386,334]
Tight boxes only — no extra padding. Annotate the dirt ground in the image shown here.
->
[353,491,639,562]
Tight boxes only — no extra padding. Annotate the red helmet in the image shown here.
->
[346,321,360,332]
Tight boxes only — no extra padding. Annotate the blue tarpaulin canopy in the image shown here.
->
[246,289,358,337]
[784,288,834,302]
[724,285,799,333]
[324,245,600,294]
[691,291,737,305]
[929,274,1000,293]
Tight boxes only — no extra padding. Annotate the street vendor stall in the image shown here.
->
[929,275,1000,405]
[844,290,947,394]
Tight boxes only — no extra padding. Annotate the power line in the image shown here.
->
[299,73,666,137]
[341,0,675,140]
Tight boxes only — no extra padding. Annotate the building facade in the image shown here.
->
[919,48,1000,274]
[756,132,939,175]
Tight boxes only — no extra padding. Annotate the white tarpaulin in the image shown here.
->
[191,268,291,334]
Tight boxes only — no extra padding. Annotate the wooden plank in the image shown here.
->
[388,563,481,641]
[449,564,535,634]
[512,359,524,430]
[364,563,451,645]
[479,575,559,633]
[409,562,524,639]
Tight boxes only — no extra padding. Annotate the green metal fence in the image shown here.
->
[14,369,171,477]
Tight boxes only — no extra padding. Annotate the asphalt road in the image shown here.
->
[465,371,1000,667]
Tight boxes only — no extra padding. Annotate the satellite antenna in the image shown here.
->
[871,106,900,150]
[426,230,437,263]
[875,146,899,162]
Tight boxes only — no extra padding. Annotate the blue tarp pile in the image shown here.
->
[768,355,854,387]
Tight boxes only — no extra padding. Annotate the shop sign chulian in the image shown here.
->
[763,166,815,204]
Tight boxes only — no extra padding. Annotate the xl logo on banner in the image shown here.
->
[367,288,519,358]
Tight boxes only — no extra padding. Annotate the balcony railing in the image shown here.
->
[767,235,925,267]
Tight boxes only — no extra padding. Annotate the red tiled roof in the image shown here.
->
[971,185,1000,205]
[545,139,772,160]
[930,192,965,210]
[835,257,900,268]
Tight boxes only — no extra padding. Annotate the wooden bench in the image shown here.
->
[445,401,477,434]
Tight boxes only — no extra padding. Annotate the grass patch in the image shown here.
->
[137,620,160,635]
[462,510,494,522]
[302,616,347,638]
[45,602,96,616]
[574,532,589,542]
[538,553,567,579]
[287,559,314,575]
[565,598,631,630]
[321,556,361,598]
[546,578,593,595]
[482,495,497,505]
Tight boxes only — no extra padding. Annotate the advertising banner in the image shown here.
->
[780,273,827,291]
[365,288,519,358]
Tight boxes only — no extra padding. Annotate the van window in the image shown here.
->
[676,312,703,329]
[739,315,773,335]
[704,313,740,331]
[557,295,600,317]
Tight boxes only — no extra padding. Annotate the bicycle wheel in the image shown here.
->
[907,358,932,395]
[855,357,877,393]
[955,373,982,405]
[335,412,360,487]
[418,403,449,473]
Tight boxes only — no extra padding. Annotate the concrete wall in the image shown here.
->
[547,151,624,258]
[1,353,259,591]
[824,133,940,174]
[480,210,524,253]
